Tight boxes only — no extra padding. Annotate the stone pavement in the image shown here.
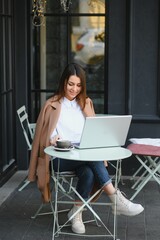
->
[0,171,160,240]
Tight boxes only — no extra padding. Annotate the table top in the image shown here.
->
[44,146,132,161]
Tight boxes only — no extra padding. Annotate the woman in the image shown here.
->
[28,63,144,234]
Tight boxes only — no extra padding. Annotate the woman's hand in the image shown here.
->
[50,135,61,146]
[104,160,108,167]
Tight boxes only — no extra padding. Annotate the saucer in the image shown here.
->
[53,146,74,152]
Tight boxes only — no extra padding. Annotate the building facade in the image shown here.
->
[0,0,160,185]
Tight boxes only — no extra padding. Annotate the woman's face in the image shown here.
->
[64,75,82,101]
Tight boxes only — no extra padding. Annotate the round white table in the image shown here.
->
[44,146,132,240]
[44,146,132,161]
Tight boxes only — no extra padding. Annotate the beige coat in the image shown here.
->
[28,96,95,202]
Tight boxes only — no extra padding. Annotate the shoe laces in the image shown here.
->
[72,209,82,223]
[117,189,130,207]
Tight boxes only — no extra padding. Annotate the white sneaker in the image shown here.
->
[68,205,85,234]
[109,189,144,216]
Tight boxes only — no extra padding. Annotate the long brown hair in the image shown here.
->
[54,63,87,109]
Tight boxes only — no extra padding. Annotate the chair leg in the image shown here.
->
[18,179,30,191]
[130,159,148,180]
[131,168,148,190]
[131,157,160,190]
[130,155,160,200]
[31,203,45,219]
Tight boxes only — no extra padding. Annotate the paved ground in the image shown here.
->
[0,171,160,240]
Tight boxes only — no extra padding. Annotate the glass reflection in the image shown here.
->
[46,0,105,14]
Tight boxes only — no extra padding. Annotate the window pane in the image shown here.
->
[71,16,105,65]
[70,0,105,14]
[71,16,105,113]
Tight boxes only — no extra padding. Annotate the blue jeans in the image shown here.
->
[53,158,111,200]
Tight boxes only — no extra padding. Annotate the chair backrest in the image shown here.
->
[29,123,36,140]
[17,105,36,150]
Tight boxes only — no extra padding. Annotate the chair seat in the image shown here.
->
[57,171,76,176]
[127,143,160,157]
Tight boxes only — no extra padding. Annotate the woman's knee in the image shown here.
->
[76,165,94,182]
[75,166,95,199]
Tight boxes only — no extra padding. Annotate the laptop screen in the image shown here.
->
[74,115,132,149]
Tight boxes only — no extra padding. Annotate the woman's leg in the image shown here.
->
[68,165,95,234]
[53,158,96,234]
[75,164,95,201]
[87,161,144,216]
[103,183,144,216]
[54,158,96,199]
[87,161,112,187]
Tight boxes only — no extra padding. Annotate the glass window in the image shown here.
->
[31,0,106,117]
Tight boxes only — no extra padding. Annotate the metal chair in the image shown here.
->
[17,105,36,191]
[31,168,77,220]
[127,142,160,200]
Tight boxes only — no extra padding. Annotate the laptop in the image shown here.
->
[73,115,132,149]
